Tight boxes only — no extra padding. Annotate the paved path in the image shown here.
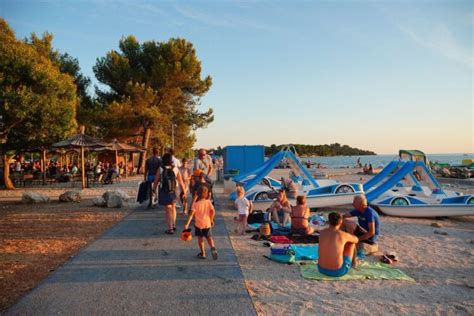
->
[7,199,256,315]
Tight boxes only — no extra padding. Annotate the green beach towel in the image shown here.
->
[299,261,415,281]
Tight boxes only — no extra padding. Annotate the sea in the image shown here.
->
[303,153,474,169]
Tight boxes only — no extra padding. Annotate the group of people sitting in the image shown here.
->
[94,161,122,184]
[237,187,380,278]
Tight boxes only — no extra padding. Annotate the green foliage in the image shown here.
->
[0,19,78,152]
[93,35,214,150]
[264,144,376,156]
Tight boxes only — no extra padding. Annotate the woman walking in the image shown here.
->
[152,153,187,234]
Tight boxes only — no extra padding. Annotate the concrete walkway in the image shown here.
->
[7,199,256,315]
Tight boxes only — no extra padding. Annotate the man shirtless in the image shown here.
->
[318,212,359,277]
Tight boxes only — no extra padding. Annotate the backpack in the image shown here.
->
[160,167,177,193]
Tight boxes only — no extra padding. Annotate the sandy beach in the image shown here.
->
[220,168,474,315]
[1,169,473,314]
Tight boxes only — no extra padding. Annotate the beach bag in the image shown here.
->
[137,181,150,203]
[160,167,176,193]
[247,211,269,224]
[269,246,296,264]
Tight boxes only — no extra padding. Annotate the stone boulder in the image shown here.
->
[22,192,50,204]
[59,190,82,203]
[103,190,130,203]
[106,193,123,208]
[102,190,130,208]
[92,197,107,207]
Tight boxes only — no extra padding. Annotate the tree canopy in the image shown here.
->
[265,143,376,156]
[0,19,78,151]
[0,19,79,188]
[93,35,214,164]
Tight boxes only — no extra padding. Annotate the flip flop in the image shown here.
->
[385,253,399,263]
[380,254,393,264]
[165,229,174,235]
[211,247,218,260]
[197,253,206,259]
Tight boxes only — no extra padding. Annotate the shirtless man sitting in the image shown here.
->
[318,212,359,277]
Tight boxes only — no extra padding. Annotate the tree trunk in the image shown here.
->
[41,150,47,185]
[138,128,151,174]
[81,146,85,190]
[2,154,14,190]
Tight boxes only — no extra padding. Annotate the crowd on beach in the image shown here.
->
[237,186,381,276]
[144,148,382,277]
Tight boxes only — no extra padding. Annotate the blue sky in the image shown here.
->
[1,0,472,154]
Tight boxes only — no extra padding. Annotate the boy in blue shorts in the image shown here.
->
[318,212,359,277]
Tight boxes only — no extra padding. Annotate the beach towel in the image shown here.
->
[289,245,319,261]
[270,235,293,244]
[289,234,319,244]
[299,261,415,281]
[272,227,292,236]
[248,222,286,230]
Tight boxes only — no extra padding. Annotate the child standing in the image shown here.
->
[234,186,252,235]
[184,186,218,260]
[179,158,191,214]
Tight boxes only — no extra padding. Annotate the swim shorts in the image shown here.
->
[195,226,212,238]
[317,256,352,277]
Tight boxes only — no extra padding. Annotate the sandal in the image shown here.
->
[165,229,174,235]
[385,253,399,263]
[211,247,218,260]
[380,254,393,264]
[197,253,206,259]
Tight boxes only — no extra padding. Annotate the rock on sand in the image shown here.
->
[102,190,131,208]
[92,197,107,207]
[22,192,50,204]
[59,191,82,203]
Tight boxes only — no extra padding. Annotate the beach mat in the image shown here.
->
[299,261,415,281]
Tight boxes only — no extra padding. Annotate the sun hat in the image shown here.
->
[193,169,203,177]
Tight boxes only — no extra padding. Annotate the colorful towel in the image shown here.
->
[289,245,319,261]
[299,261,415,281]
[248,222,290,230]
[270,235,293,244]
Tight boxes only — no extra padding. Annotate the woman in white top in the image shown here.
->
[234,186,252,235]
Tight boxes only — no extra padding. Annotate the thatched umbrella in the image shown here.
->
[98,139,145,178]
[52,127,107,189]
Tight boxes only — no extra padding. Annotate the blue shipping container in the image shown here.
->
[223,145,265,175]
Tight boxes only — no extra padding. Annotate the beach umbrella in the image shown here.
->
[99,139,145,178]
[52,128,107,189]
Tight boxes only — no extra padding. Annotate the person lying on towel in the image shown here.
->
[318,212,359,277]
[343,194,380,247]
[290,195,315,235]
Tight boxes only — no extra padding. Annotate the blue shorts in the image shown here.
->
[318,256,352,277]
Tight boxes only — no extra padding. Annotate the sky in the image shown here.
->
[1,0,473,154]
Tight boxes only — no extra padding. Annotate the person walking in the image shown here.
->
[144,147,162,207]
[194,148,213,178]
[152,153,186,234]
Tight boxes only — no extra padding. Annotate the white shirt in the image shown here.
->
[172,156,182,168]
[235,197,250,215]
